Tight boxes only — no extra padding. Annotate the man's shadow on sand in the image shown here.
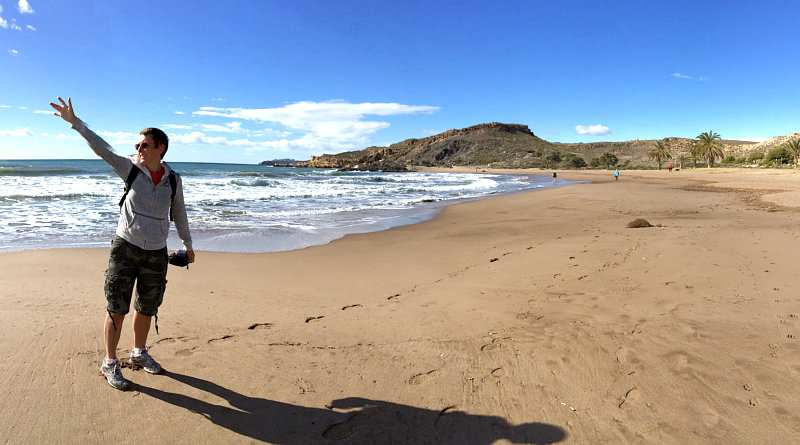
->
[134,370,566,444]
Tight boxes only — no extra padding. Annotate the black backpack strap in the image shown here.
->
[119,167,178,221]
[119,166,141,209]
[168,171,177,221]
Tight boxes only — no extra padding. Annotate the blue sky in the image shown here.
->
[2,0,799,164]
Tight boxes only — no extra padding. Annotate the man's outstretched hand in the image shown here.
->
[50,97,77,124]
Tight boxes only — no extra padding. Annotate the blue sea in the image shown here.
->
[0,159,567,253]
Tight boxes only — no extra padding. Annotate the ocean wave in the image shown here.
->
[231,171,286,178]
[230,178,276,187]
[0,192,108,202]
[0,160,555,253]
[0,167,85,176]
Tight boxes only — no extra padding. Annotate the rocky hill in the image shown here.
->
[297,123,556,171]
[289,123,798,170]
[747,133,800,153]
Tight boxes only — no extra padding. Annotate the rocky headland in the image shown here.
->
[269,124,799,171]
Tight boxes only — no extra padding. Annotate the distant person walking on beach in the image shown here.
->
[51,97,195,391]
[614,169,619,181]
[552,171,557,184]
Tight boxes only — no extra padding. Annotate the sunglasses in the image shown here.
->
[135,141,155,150]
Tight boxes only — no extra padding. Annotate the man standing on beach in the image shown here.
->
[614,169,619,181]
[51,97,195,390]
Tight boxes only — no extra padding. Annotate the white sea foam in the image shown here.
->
[0,160,570,253]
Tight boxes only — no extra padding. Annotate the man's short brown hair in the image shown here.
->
[140,128,169,159]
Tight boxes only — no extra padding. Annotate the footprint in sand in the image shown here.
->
[481,342,500,352]
[435,406,459,426]
[305,316,324,323]
[175,347,197,357]
[248,323,272,330]
[407,369,439,385]
[322,413,357,440]
[208,335,234,344]
[153,337,177,345]
[615,347,629,364]
[618,387,640,409]
[341,304,363,311]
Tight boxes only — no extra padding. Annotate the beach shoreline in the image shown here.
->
[2,167,799,443]
[0,162,555,255]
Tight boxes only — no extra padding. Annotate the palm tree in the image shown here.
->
[689,144,701,168]
[647,140,671,170]
[677,154,687,170]
[784,139,800,168]
[695,131,724,168]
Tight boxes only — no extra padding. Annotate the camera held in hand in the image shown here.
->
[168,250,190,269]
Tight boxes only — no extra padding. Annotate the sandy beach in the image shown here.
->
[2,167,799,444]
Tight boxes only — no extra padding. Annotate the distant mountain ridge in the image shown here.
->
[286,123,799,170]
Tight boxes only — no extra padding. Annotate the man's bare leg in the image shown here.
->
[132,310,152,349]
[104,312,125,360]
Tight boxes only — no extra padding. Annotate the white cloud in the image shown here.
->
[8,49,19,56]
[0,105,9,108]
[33,110,52,114]
[10,22,21,31]
[251,128,292,138]
[26,25,35,31]
[196,101,438,125]
[163,122,246,134]
[0,8,7,29]
[201,122,244,133]
[51,133,80,140]
[99,130,140,144]
[192,100,440,152]
[174,111,185,115]
[0,127,34,137]
[671,72,709,81]
[18,1,34,14]
[169,130,364,154]
[575,124,610,136]
[170,132,282,150]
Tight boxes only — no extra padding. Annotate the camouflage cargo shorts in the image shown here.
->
[104,236,168,317]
